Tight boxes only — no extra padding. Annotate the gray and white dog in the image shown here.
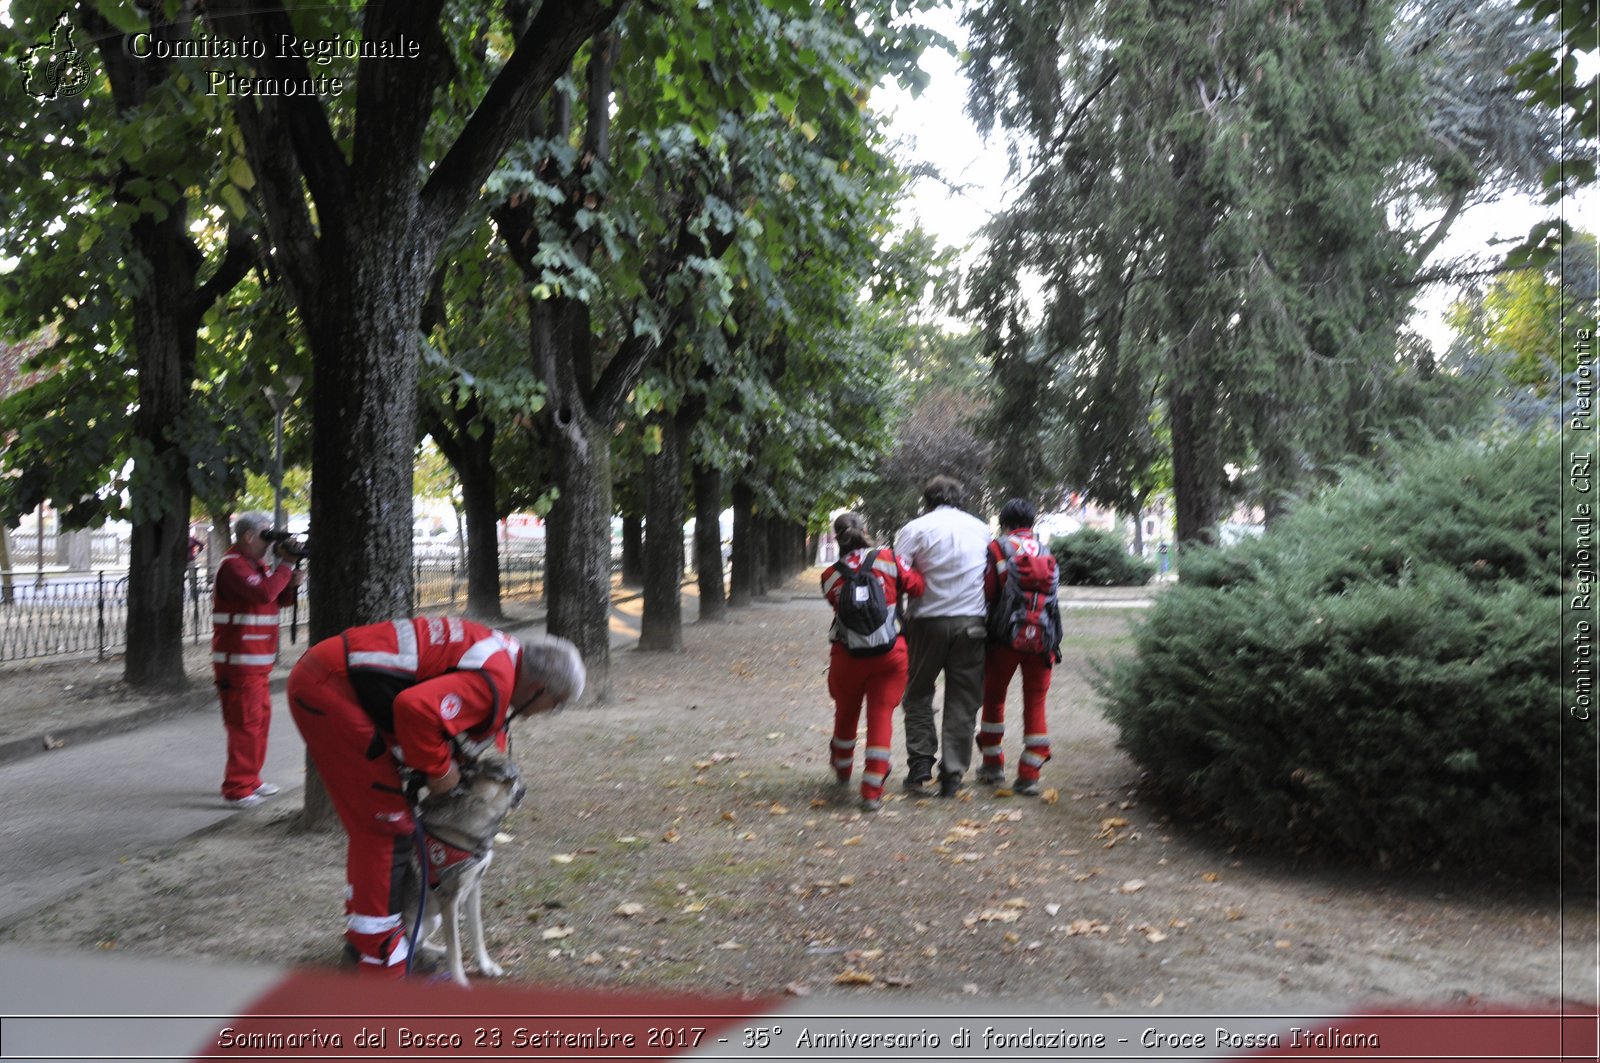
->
[405,749,526,987]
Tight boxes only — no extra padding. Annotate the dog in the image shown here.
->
[403,748,526,986]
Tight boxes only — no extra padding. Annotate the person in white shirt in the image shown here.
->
[893,476,992,797]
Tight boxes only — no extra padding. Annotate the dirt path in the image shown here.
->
[1,589,1587,1011]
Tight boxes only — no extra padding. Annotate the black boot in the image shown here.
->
[903,757,935,793]
[936,770,963,799]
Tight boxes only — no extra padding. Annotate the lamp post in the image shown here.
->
[262,376,303,532]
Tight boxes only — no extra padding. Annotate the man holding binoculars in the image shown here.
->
[212,511,305,807]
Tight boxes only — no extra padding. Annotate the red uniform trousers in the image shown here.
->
[826,637,908,802]
[287,636,417,978]
[217,672,272,800]
[978,645,1053,783]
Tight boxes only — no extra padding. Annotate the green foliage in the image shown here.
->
[1507,0,1597,266]
[1100,433,1591,883]
[1449,232,1599,393]
[962,0,1563,545]
[1048,528,1154,587]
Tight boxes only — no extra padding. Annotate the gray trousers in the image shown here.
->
[901,614,988,779]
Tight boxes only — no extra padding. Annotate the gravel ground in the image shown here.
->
[0,587,1588,1014]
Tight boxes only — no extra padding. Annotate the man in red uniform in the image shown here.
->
[287,619,585,977]
[212,511,302,808]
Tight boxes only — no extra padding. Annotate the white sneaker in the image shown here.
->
[253,783,281,797]
[225,793,265,809]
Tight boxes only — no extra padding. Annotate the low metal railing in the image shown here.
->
[0,551,580,667]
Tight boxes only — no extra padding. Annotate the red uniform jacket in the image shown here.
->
[821,546,926,644]
[342,617,521,780]
[211,548,296,677]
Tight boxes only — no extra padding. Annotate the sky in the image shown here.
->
[876,6,1597,350]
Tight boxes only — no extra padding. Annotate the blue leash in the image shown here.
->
[405,810,430,977]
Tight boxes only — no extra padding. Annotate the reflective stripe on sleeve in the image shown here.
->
[347,618,419,673]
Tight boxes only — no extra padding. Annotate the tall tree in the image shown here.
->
[205,0,628,647]
[2,1,257,687]
[963,0,1560,545]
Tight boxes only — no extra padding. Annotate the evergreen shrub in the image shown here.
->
[1100,434,1593,883]
[1049,528,1156,586]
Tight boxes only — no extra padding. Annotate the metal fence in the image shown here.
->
[0,554,561,667]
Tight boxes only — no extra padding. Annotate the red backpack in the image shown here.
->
[986,533,1062,658]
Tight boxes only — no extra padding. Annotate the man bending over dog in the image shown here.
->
[287,618,585,978]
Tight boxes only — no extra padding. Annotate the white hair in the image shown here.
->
[518,634,586,705]
[233,511,274,539]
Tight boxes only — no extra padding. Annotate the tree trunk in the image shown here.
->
[1167,378,1223,550]
[428,410,503,621]
[728,481,757,607]
[535,297,616,700]
[458,436,503,620]
[691,460,726,623]
[303,234,425,643]
[122,203,199,691]
[620,513,645,588]
[543,410,615,699]
[750,512,771,598]
[0,525,14,605]
[638,409,686,651]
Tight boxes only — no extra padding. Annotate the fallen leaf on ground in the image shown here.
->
[541,926,574,940]
[976,909,1022,923]
[662,829,680,843]
[614,902,644,917]
[784,983,812,996]
[1044,903,1062,917]
[769,803,790,815]
[1063,919,1110,937]
[1041,788,1060,803]
[681,900,707,913]
[1202,871,1221,883]
[551,853,575,864]
[842,835,863,846]
[1119,879,1146,894]
[834,969,875,985]
[715,940,744,950]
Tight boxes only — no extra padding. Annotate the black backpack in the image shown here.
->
[832,549,902,657]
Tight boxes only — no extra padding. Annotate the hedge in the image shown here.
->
[1099,433,1592,884]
